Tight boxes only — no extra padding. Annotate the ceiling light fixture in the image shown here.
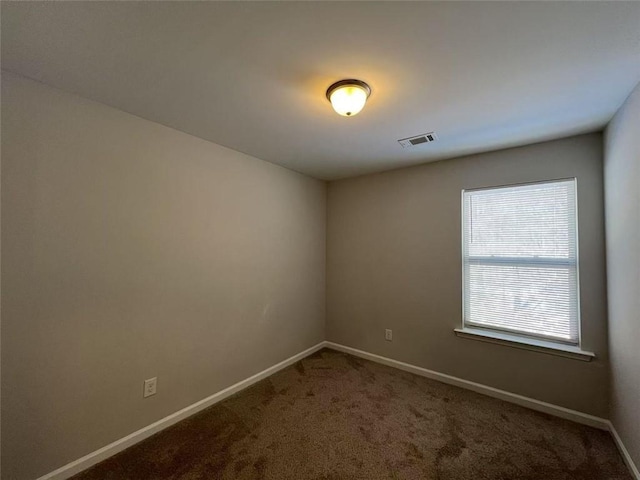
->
[326,79,371,117]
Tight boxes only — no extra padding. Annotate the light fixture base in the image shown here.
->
[325,79,371,101]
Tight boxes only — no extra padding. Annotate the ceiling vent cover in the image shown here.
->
[398,132,437,149]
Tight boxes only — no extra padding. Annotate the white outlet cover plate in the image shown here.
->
[143,377,157,398]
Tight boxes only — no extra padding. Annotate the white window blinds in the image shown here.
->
[462,179,580,344]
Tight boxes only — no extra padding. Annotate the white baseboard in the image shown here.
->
[37,342,326,480]
[324,341,609,430]
[608,421,640,480]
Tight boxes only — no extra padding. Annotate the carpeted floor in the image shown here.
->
[72,348,630,480]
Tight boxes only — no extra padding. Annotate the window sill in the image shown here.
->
[454,328,595,362]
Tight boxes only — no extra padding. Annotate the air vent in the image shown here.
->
[398,132,437,149]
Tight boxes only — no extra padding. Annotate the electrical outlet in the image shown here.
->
[143,377,157,398]
[385,329,393,341]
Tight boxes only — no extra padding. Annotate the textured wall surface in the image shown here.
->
[1,73,326,480]
[327,134,609,417]
[605,80,640,470]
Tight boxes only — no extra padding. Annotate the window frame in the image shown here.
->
[460,178,582,349]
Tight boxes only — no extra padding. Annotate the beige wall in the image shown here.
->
[605,81,640,468]
[327,134,609,417]
[1,73,326,480]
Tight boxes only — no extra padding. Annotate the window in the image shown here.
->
[462,179,579,345]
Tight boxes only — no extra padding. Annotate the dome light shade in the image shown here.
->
[326,79,371,117]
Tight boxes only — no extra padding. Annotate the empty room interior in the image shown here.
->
[2,1,640,479]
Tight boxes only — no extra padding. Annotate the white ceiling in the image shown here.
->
[2,2,640,180]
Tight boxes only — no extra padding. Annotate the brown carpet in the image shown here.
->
[72,348,630,480]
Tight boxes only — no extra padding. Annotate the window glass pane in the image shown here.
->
[467,182,576,259]
[467,263,577,341]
